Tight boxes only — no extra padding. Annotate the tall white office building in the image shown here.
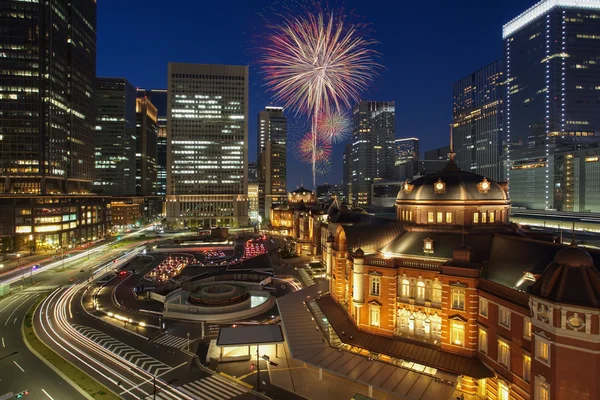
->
[166,63,249,228]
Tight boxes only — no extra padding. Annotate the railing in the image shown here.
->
[398,259,440,271]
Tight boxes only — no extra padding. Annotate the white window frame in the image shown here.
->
[401,279,410,299]
[498,381,510,400]
[535,376,550,400]
[416,280,425,301]
[431,281,442,304]
[498,306,511,329]
[370,276,381,297]
[451,287,465,311]
[450,321,465,346]
[535,336,551,367]
[369,304,381,327]
[497,338,511,369]
[479,297,488,318]
[524,317,532,339]
[478,327,488,354]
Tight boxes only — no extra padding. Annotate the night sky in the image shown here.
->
[97,0,531,191]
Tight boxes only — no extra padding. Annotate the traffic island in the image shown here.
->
[22,296,119,400]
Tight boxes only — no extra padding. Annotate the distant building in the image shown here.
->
[94,78,137,196]
[553,146,600,212]
[317,184,345,203]
[453,61,504,181]
[137,89,167,196]
[135,98,158,196]
[343,143,353,202]
[350,101,396,205]
[0,0,110,252]
[248,162,258,184]
[395,137,420,165]
[248,182,259,223]
[166,63,249,228]
[257,107,287,219]
[371,181,403,207]
[425,146,451,161]
[503,0,600,210]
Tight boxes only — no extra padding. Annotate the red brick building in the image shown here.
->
[318,160,600,400]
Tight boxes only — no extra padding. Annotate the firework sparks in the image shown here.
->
[317,109,351,143]
[261,8,379,188]
[297,131,332,164]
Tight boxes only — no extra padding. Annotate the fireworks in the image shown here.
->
[297,131,332,164]
[261,7,379,188]
[317,109,351,144]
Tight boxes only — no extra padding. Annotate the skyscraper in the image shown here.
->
[135,98,158,196]
[503,0,600,210]
[452,61,504,181]
[350,101,396,205]
[0,0,111,252]
[257,107,287,219]
[94,78,137,196]
[166,63,248,228]
[137,89,167,196]
[395,137,420,181]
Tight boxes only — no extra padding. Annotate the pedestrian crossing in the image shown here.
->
[145,374,249,400]
[74,325,171,376]
[22,284,58,293]
[152,333,188,348]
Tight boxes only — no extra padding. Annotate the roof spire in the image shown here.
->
[448,124,456,161]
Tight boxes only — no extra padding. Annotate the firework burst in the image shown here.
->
[317,109,351,143]
[260,7,379,188]
[297,131,332,164]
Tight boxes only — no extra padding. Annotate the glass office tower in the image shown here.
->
[504,0,600,210]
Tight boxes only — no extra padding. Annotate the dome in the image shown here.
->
[354,248,365,258]
[554,246,594,267]
[396,162,508,203]
[530,245,600,308]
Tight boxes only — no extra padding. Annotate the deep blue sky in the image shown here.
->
[97,0,530,190]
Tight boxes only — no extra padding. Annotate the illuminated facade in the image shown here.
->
[394,137,420,165]
[135,98,158,196]
[350,101,396,206]
[94,78,137,196]
[553,147,600,212]
[137,89,168,197]
[0,0,110,251]
[503,0,600,210]
[166,63,248,228]
[316,159,600,400]
[257,107,287,220]
[453,61,504,181]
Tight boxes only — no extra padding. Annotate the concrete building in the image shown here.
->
[257,107,287,220]
[395,137,420,181]
[94,78,137,196]
[0,0,110,252]
[350,101,396,206]
[453,61,504,181]
[166,63,249,228]
[504,0,600,210]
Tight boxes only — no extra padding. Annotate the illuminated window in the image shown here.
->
[498,339,511,368]
[416,281,425,301]
[489,211,495,223]
[498,381,510,400]
[432,281,442,303]
[524,318,532,339]
[401,279,411,298]
[427,211,434,223]
[451,287,465,310]
[369,304,380,327]
[409,210,413,221]
[481,212,487,223]
[499,306,511,328]
[423,238,434,253]
[446,212,453,223]
[473,212,479,223]
[436,211,443,223]
[523,355,531,382]
[451,322,465,346]
[536,377,550,400]
[536,338,550,366]
[370,276,381,296]
[479,297,488,318]
[478,327,488,353]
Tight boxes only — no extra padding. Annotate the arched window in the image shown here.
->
[432,280,442,304]
[401,279,410,299]
[416,281,425,301]
[430,314,442,340]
